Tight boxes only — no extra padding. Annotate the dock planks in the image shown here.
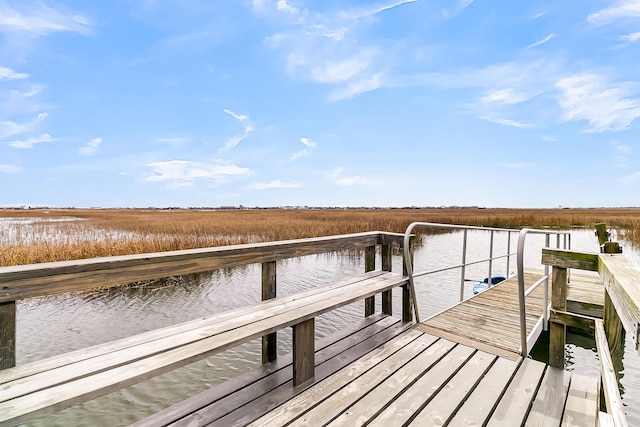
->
[417,271,605,359]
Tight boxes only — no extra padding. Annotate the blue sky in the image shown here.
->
[1,0,639,208]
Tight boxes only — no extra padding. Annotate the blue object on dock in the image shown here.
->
[473,276,507,295]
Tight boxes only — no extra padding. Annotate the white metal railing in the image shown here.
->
[403,222,570,356]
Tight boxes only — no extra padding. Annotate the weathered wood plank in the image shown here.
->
[486,358,545,426]
[176,317,415,427]
[293,318,314,387]
[0,301,16,370]
[0,271,388,385]
[324,338,457,426]
[0,272,409,425]
[448,357,522,426]
[367,344,475,427]
[246,330,430,426]
[598,253,640,351]
[595,319,628,427]
[542,249,599,271]
[131,314,400,427]
[261,261,277,364]
[0,232,402,303]
[550,310,596,331]
[525,367,570,426]
[365,245,376,317]
[560,374,599,427]
[382,244,392,315]
[407,350,495,426]
[549,266,567,368]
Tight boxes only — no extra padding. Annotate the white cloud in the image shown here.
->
[479,116,534,128]
[481,88,531,105]
[146,160,250,186]
[300,137,317,147]
[79,137,102,156]
[8,133,54,149]
[443,0,474,19]
[221,109,254,150]
[542,134,558,142]
[527,33,555,48]
[223,109,248,122]
[291,149,308,160]
[248,179,301,189]
[0,112,47,139]
[0,2,91,36]
[276,0,298,14]
[0,66,27,80]
[620,31,640,42]
[588,0,640,25]
[0,164,21,173]
[556,73,640,132]
[310,56,371,84]
[328,73,385,101]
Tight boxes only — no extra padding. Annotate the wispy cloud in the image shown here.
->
[480,88,531,105]
[542,134,558,142]
[248,179,301,189]
[292,136,318,160]
[0,66,28,80]
[146,159,251,187]
[0,2,92,36]
[300,137,317,148]
[331,166,369,186]
[78,137,102,156]
[588,0,640,25]
[0,112,47,139]
[555,72,640,132]
[8,133,54,149]
[479,116,534,128]
[619,31,640,42]
[527,33,555,48]
[443,0,474,19]
[0,164,21,173]
[259,0,416,101]
[291,149,308,160]
[222,109,254,150]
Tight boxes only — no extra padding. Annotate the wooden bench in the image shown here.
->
[0,270,409,426]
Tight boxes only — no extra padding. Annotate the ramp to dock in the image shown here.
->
[418,271,604,360]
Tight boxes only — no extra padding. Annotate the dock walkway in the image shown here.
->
[418,271,604,360]
[133,314,600,426]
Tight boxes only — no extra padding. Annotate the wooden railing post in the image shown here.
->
[382,244,392,315]
[293,318,314,387]
[603,291,625,374]
[549,265,567,368]
[402,238,414,323]
[0,301,16,370]
[364,245,376,317]
[261,261,277,364]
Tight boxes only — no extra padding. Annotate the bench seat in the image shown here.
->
[0,270,408,426]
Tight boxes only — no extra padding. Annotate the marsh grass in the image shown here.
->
[1,208,639,266]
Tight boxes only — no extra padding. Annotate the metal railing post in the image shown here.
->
[517,228,529,356]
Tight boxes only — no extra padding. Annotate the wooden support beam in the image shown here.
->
[541,248,599,271]
[381,244,392,315]
[0,301,16,370]
[549,266,567,369]
[549,309,595,331]
[293,318,315,387]
[261,261,277,364]
[595,320,628,427]
[364,246,376,317]
[598,253,640,352]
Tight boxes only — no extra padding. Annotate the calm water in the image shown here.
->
[9,228,640,426]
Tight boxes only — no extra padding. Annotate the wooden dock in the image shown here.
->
[0,226,633,426]
[417,271,605,360]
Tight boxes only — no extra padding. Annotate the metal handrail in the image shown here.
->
[403,222,519,323]
[403,222,570,357]
[516,228,571,356]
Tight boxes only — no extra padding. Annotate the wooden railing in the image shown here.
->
[542,248,639,426]
[0,231,408,370]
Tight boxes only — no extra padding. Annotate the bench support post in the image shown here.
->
[382,244,392,315]
[293,318,315,387]
[402,241,414,322]
[364,245,376,317]
[549,266,567,368]
[0,301,16,370]
[262,261,278,364]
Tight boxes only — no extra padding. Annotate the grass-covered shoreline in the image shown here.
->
[1,208,639,266]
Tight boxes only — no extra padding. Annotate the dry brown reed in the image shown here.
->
[1,208,639,266]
